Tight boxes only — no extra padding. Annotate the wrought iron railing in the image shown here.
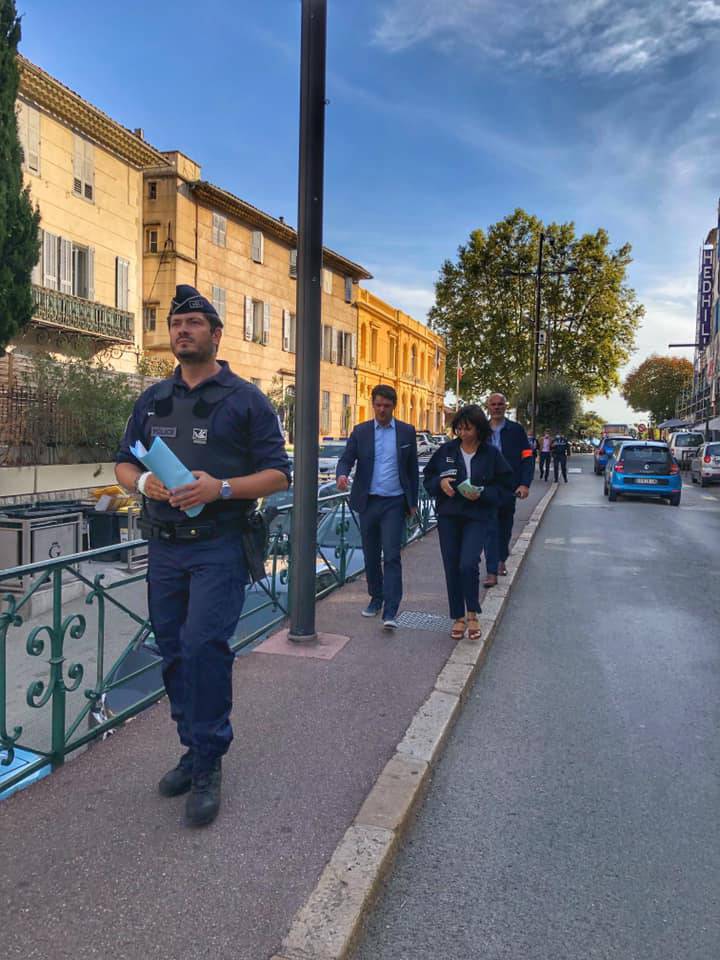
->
[32,285,135,343]
[0,492,436,796]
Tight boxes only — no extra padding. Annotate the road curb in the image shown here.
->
[273,483,559,960]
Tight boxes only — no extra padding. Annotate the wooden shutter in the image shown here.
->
[323,269,332,295]
[344,276,352,303]
[72,137,83,195]
[289,249,297,278]
[350,333,357,368]
[31,228,43,285]
[88,247,95,301]
[60,239,73,294]
[116,257,129,310]
[331,327,338,364]
[27,105,40,173]
[282,309,290,351]
[252,230,264,264]
[43,231,58,289]
[244,296,253,340]
[262,302,271,345]
[83,141,94,200]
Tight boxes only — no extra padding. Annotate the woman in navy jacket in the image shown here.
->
[423,405,514,641]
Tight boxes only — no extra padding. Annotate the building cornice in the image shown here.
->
[189,180,372,281]
[18,55,167,169]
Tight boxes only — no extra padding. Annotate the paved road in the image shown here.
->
[356,455,720,960]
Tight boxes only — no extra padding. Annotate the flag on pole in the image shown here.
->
[455,355,463,410]
[456,356,463,382]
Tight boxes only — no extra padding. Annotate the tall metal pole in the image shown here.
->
[531,232,545,439]
[288,0,327,642]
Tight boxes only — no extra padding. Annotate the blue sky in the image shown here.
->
[19,0,720,420]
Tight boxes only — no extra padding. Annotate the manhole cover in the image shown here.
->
[397,610,454,632]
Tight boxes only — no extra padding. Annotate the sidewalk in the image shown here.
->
[1,484,548,960]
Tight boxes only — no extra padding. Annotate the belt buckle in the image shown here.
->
[159,526,174,541]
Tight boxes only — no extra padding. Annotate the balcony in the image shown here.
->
[31,285,135,344]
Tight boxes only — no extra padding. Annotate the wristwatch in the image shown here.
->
[219,480,233,500]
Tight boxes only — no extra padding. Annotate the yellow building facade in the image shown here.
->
[140,156,371,440]
[355,288,446,433]
[11,56,165,372]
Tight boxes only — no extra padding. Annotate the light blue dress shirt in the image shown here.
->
[490,419,506,451]
[369,418,403,496]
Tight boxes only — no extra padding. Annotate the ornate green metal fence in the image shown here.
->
[0,492,436,795]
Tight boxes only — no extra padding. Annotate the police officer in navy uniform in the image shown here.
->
[116,285,290,827]
[551,432,571,482]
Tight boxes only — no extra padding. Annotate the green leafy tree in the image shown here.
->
[512,376,579,434]
[0,0,40,350]
[621,355,693,423]
[429,209,643,401]
[570,409,605,439]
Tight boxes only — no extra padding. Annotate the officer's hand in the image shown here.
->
[144,474,171,501]
[407,505,418,517]
[515,485,530,500]
[169,471,222,510]
[463,489,481,501]
[337,475,349,493]
[440,478,456,497]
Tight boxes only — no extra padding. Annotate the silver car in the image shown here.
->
[690,442,720,486]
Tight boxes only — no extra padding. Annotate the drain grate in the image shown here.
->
[397,610,454,632]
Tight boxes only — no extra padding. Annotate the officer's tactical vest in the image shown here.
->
[141,378,254,525]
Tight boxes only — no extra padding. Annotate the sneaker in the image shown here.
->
[361,599,383,617]
[185,760,222,827]
[158,749,194,798]
[382,615,399,631]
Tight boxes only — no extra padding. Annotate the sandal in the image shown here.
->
[467,615,482,641]
[483,574,498,588]
[450,618,466,640]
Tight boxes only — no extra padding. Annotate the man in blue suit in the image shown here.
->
[336,384,419,630]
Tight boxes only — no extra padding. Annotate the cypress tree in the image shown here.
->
[0,0,40,351]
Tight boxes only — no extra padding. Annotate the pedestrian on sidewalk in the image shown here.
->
[538,430,552,481]
[336,384,418,631]
[116,284,291,827]
[552,433,571,482]
[483,393,534,587]
[423,405,514,640]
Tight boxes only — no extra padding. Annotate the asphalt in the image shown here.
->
[354,456,720,960]
[0,481,546,960]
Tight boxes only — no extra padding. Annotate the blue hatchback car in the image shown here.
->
[604,441,681,506]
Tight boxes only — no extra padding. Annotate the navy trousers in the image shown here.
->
[485,496,516,572]
[553,454,568,481]
[147,533,248,771]
[437,515,489,619]
[539,452,551,479]
[358,494,406,617]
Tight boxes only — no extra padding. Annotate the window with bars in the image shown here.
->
[72,135,94,201]
[321,391,331,434]
[212,211,227,247]
[17,100,40,174]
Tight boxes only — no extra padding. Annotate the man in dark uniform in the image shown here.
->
[483,392,534,587]
[551,433,571,482]
[116,285,290,827]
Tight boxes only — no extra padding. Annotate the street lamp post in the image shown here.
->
[288,0,327,643]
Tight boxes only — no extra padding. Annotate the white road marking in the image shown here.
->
[702,495,718,502]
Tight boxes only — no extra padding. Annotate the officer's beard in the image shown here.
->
[172,339,216,365]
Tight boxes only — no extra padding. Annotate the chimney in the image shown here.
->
[134,128,144,140]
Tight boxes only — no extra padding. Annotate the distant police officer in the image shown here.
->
[116,285,290,827]
[551,433,570,482]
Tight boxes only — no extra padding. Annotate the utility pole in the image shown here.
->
[288,0,327,642]
[531,233,545,439]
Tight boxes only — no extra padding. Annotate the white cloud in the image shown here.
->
[365,278,436,320]
[374,0,720,76]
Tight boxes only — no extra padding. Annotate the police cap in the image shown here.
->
[169,284,222,327]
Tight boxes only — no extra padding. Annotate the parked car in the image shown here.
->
[667,431,705,469]
[593,435,634,474]
[690,441,720,486]
[317,440,348,481]
[603,440,681,506]
[430,434,448,446]
[416,435,435,457]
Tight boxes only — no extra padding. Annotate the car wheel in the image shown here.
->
[669,493,681,506]
[608,487,618,502]
[603,481,608,496]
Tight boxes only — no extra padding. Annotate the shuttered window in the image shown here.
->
[282,310,297,353]
[72,135,94,201]
[289,249,297,278]
[31,228,43,285]
[251,230,264,264]
[143,306,157,332]
[344,276,353,303]
[211,285,226,322]
[321,391,331,434]
[244,296,268,343]
[322,324,333,362]
[43,231,59,290]
[17,100,41,174]
[211,211,227,247]
[322,268,332,295]
[59,239,72,294]
[115,258,130,311]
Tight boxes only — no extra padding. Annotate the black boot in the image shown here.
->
[185,760,222,827]
[158,749,194,797]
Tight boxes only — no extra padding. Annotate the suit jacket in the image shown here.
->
[423,439,514,518]
[336,418,419,514]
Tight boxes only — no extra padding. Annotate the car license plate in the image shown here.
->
[713,457,720,465]
[635,478,658,484]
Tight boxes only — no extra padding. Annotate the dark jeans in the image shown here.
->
[438,515,489,619]
[359,494,406,617]
[539,451,551,479]
[147,534,248,771]
[485,497,517,572]
[553,454,568,481]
